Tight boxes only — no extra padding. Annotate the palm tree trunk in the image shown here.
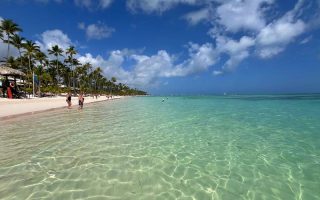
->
[72,65,75,94]
[39,65,42,97]
[39,74,41,97]
[32,70,35,97]
[28,55,31,90]
[6,33,10,66]
[56,57,59,85]
[18,49,22,68]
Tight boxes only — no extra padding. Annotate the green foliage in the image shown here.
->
[25,87,32,94]
[1,19,148,96]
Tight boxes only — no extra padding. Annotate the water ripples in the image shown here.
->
[0,97,320,199]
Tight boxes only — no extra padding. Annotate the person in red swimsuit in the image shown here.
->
[7,82,14,99]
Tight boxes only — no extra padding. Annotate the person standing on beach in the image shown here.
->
[78,93,84,109]
[7,82,14,99]
[66,93,72,108]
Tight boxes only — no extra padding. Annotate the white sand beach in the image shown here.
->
[0,96,123,119]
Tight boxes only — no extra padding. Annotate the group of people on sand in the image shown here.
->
[66,93,84,109]
[0,79,17,99]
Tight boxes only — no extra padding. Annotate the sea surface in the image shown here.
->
[0,95,320,200]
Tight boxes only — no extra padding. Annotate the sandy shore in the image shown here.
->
[0,96,123,119]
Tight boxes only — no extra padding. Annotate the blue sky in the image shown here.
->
[0,0,320,95]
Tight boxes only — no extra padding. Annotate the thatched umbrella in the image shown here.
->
[0,65,26,76]
[0,65,26,98]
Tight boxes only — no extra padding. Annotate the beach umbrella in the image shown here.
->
[0,65,27,98]
[0,65,26,76]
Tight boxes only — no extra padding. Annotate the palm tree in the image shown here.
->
[74,63,86,89]
[48,45,63,85]
[59,60,71,86]
[0,19,22,64]
[111,77,117,84]
[10,34,25,67]
[6,56,19,69]
[92,67,103,92]
[110,76,117,95]
[81,62,92,92]
[100,77,108,92]
[23,40,40,96]
[35,51,47,96]
[65,46,78,93]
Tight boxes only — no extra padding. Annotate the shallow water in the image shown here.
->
[0,95,320,200]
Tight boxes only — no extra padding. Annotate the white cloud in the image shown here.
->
[172,43,218,76]
[211,0,310,72]
[34,0,63,3]
[76,44,219,88]
[130,50,175,85]
[216,36,255,71]
[35,29,73,55]
[300,35,312,44]
[77,51,139,87]
[256,47,284,59]
[126,0,198,13]
[80,50,162,87]
[224,51,250,71]
[74,0,113,10]
[256,2,307,59]
[184,7,211,25]
[100,0,113,8]
[216,36,255,55]
[213,70,223,76]
[79,22,115,40]
[127,0,311,74]
[216,0,274,32]
[75,0,92,8]
[257,20,306,46]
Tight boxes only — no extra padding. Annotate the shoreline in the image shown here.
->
[0,96,124,121]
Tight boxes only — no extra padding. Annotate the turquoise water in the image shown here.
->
[0,95,320,199]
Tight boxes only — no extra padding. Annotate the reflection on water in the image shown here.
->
[0,96,320,199]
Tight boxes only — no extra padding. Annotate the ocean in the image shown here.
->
[0,95,319,199]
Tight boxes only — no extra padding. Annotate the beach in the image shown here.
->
[0,95,123,119]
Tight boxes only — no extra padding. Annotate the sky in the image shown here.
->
[0,0,320,95]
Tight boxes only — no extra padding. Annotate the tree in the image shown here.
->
[6,56,19,69]
[48,45,63,85]
[34,51,47,95]
[0,19,22,65]
[110,77,117,94]
[23,40,40,96]
[65,46,79,93]
[78,62,92,92]
[10,34,25,67]
[58,61,71,87]
[0,21,148,97]
[111,77,117,83]
[92,67,103,92]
